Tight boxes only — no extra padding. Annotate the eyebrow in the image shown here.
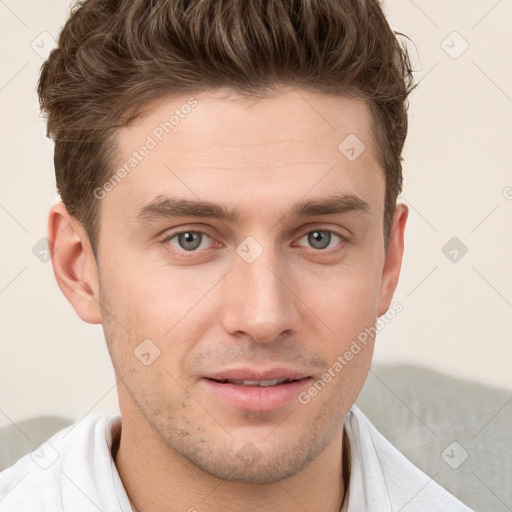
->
[133,193,370,224]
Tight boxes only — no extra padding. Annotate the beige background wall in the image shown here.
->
[0,0,511,428]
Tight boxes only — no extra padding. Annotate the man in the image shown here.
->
[0,0,473,510]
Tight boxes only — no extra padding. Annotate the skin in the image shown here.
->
[48,87,408,512]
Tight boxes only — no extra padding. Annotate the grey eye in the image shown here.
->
[297,230,342,250]
[308,230,332,250]
[173,232,205,251]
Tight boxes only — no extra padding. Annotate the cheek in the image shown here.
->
[311,266,382,335]
[99,252,179,327]
[99,270,205,381]
[300,268,380,399]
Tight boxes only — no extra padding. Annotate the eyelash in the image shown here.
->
[161,227,347,257]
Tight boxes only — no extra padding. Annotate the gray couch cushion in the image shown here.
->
[0,415,74,471]
[357,364,512,512]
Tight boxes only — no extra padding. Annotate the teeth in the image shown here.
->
[225,378,291,387]
[253,379,282,387]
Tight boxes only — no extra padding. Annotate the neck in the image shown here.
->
[113,418,350,512]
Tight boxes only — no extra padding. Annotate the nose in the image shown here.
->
[220,240,301,344]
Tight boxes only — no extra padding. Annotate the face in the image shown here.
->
[77,88,405,483]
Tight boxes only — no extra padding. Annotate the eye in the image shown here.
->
[164,230,215,252]
[296,229,344,250]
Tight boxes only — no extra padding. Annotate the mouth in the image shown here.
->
[201,370,312,411]
[206,377,301,387]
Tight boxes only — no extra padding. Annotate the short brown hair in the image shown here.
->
[38,0,415,255]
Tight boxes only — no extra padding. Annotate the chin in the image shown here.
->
[192,454,314,484]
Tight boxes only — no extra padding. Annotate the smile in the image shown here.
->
[201,373,312,412]
[211,378,295,387]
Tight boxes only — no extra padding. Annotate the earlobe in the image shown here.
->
[377,203,408,317]
[47,202,103,324]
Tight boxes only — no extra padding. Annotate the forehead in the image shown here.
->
[120,87,379,157]
[105,88,385,224]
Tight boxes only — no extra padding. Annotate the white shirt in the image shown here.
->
[0,406,473,511]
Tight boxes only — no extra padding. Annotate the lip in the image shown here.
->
[204,367,309,382]
[201,367,312,412]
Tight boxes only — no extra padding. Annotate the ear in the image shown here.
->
[47,202,102,324]
[377,203,408,316]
